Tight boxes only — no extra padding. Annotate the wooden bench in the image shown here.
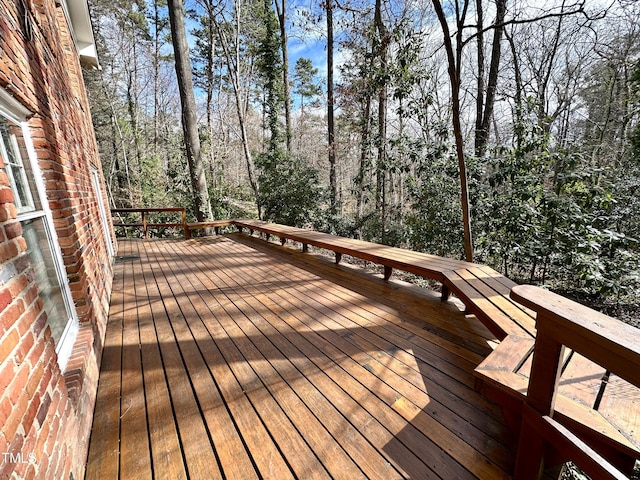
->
[185,220,235,239]
[233,219,535,340]
[442,265,536,339]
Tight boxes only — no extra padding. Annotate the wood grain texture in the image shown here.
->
[86,236,516,479]
[511,285,640,387]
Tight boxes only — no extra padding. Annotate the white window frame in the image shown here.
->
[0,132,37,213]
[0,91,79,372]
[91,166,115,258]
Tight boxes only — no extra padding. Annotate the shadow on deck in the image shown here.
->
[85,234,515,479]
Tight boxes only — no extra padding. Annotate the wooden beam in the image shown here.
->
[516,405,629,480]
[383,266,392,281]
[441,285,450,302]
[182,209,188,239]
[142,211,148,239]
[514,418,545,480]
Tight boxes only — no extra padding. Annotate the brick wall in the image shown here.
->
[0,0,114,479]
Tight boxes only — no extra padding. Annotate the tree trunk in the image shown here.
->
[374,0,389,242]
[275,0,292,153]
[153,0,161,156]
[355,95,372,239]
[327,0,337,215]
[475,0,485,157]
[167,0,213,222]
[475,0,507,158]
[205,1,217,189]
[432,0,474,262]
[505,29,524,148]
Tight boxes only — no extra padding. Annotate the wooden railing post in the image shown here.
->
[182,209,189,239]
[514,327,565,479]
[142,211,148,239]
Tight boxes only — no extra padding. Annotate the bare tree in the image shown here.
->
[431,0,474,261]
[327,0,337,215]
[474,0,507,158]
[212,0,260,212]
[167,0,213,222]
[275,0,292,152]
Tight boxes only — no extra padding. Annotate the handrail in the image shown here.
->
[111,208,187,239]
[510,285,640,479]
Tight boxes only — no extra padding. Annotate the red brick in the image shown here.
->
[45,414,60,455]
[0,432,8,454]
[24,464,36,480]
[37,452,50,479]
[34,362,52,399]
[26,361,44,398]
[8,273,30,299]
[35,393,50,428]
[15,331,34,365]
[22,394,40,434]
[0,328,19,362]
[0,205,15,223]
[0,395,12,426]
[0,288,12,313]
[0,359,15,392]
[4,221,22,239]
[5,204,17,219]
[3,392,27,440]
[16,303,40,337]
[0,187,14,204]
[0,241,19,262]
[30,311,47,340]
[22,283,39,307]
[35,416,50,457]
[0,298,25,329]
[16,236,27,253]
[9,363,30,404]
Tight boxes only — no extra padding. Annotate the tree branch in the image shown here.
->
[460,1,610,48]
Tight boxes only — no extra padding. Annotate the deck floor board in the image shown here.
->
[86,235,515,479]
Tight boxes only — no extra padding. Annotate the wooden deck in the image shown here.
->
[85,234,516,479]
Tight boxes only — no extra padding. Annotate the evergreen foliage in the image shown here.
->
[256,150,323,227]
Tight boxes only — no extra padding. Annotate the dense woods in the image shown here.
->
[83,0,639,307]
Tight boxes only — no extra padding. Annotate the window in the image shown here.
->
[0,96,78,371]
[91,167,115,258]
[0,124,37,213]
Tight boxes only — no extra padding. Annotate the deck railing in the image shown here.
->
[511,285,639,480]
[111,208,188,239]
